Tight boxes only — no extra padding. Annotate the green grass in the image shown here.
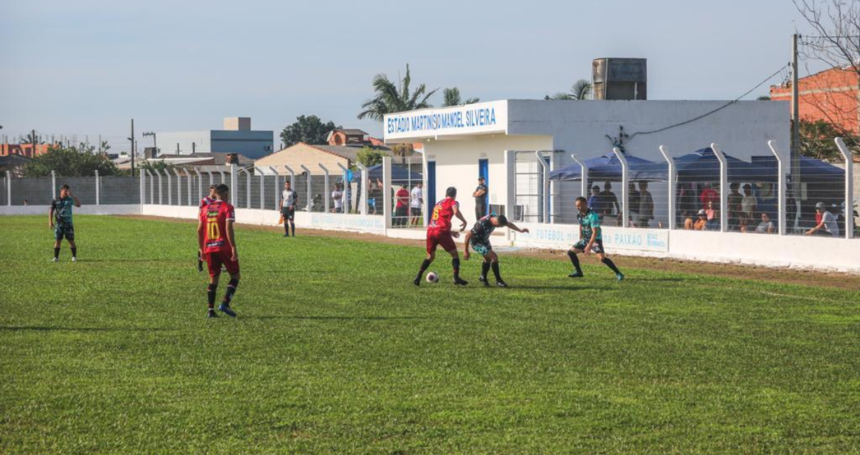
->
[1,215,859,454]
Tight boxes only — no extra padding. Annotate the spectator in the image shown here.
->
[684,209,708,230]
[755,213,775,234]
[473,176,488,220]
[705,200,719,230]
[395,184,410,226]
[637,181,654,228]
[727,182,743,231]
[410,182,423,226]
[806,202,840,236]
[587,186,602,214]
[368,181,379,215]
[331,184,343,213]
[599,182,620,225]
[628,183,640,226]
[700,183,718,209]
[741,184,757,221]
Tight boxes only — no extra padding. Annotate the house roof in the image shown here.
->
[154,152,254,166]
[303,144,393,162]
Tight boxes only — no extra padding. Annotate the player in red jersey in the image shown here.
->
[197,184,241,318]
[197,185,218,271]
[414,186,469,286]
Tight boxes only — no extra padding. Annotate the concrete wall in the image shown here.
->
[210,130,273,159]
[424,135,552,221]
[156,130,273,159]
[0,204,141,216]
[255,144,350,176]
[511,221,860,274]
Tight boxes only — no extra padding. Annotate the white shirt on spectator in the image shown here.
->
[755,221,773,234]
[410,187,422,208]
[332,190,343,209]
[741,195,757,215]
[822,211,839,236]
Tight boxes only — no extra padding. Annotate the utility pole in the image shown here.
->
[129,119,135,177]
[31,129,37,155]
[791,33,801,209]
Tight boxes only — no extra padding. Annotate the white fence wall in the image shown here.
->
[511,222,860,273]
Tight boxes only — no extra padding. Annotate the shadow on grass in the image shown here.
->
[0,326,175,332]
[506,285,605,291]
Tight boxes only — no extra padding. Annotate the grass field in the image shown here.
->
[1,215,859,454]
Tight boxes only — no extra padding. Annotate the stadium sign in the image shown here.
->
[384,101,508,140]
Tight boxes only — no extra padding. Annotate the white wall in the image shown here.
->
[424,135,552,222]
[511,222,860,274]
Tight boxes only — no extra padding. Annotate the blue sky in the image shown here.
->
[0,0,816,151]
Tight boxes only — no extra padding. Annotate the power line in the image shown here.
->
[628,64,791,140]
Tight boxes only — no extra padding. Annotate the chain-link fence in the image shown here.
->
[1,174,139,206]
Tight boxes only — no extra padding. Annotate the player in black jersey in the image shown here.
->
[463,214,529,287]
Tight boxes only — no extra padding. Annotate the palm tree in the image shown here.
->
[357,64,438,121]
[442,87,480,107]
[546,79,592,100]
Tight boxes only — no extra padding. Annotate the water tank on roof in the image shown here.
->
[592,58,647,100]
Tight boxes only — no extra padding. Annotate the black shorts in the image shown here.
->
[54,223,75,241]
[573,238,604,254]
[281,207,295,220]
[411,207,422,216]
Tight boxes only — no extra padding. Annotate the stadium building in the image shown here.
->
[383,99,790,224]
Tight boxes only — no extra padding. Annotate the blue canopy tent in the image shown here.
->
[632,147,779,183]
[354,164,422,182]
[548,152,660,182]
[751,155,845,183]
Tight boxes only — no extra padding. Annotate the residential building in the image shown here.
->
[770,66,860,134]
[156,117,274,159]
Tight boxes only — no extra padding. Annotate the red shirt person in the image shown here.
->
[414,186,469,286]
[700,184,718,209]
[197,184,241,318]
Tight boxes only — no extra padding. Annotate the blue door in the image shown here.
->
[478,159,489,216]
[427,161,437,215]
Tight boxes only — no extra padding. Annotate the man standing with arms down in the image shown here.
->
[50,184,81,262]
[198,184,241,318]
[280,180,298,237]
[473,176,488,220]
[414,187,469,286]
[410,182,423,227]
[567,197,624,281]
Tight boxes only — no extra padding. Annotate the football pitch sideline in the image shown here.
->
[1,215,859,454]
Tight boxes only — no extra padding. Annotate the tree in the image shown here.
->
[798,118,857,161]
[22,131,43,144]
[757,95,772,101]
[24,143,121,177]
[546,79,592,100]
[355,147,385,168]
[442,87,479,107]
[390,143,414,165]
[358,64,438,121]
[280,115,341,149]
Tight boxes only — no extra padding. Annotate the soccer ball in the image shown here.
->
[426,272,439,283]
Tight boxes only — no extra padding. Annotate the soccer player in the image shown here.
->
[414,187,469,286]
[568,196,624,281]
[280,180,298,237]
[199,185,217,211]
[49,184,81,262]
[197,185,217,271]
[463,214,529,287]
[198,184,241,318]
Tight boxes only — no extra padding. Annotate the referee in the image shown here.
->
[280,181,298,237]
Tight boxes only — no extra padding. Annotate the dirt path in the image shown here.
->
[124,215,860,291]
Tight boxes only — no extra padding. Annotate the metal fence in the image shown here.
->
[513,140,857,239]
[2,171,139,206]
